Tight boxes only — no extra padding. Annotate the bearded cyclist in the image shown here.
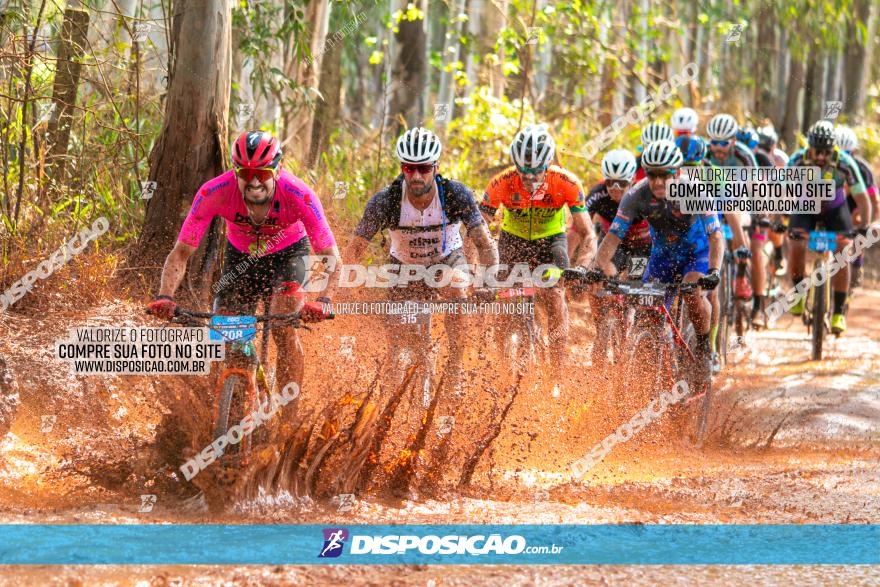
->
[587,140,724,378]
[835,125,879,289]
[787,121,871,334]
[706,113,767,324]
[480,123,595,366]
[633,121,675,182]
[344,127,498,394]
[148,130,341,408]
[572,149,649,366]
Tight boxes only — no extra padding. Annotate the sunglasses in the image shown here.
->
[516,164,548,176]
[645,168,677,180]
[401,163,436,175]
[710,139,731,147]
[235,166,276,183]
[605,180,631,190]
[812,148,833,156]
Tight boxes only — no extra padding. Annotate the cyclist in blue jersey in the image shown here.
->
[706,113,767,324]
[676,134,743,373]
[787,121,871,334]
[586,140,724,376]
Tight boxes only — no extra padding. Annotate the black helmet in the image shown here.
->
[807,120,835,149]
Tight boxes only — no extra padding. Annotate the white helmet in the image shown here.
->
[641,121,674,146]
[834,126,859,152]
[641,139,684,170]
[706,114,738,140]
[671,107,699,133]
[396,127,442,164]
[510,123,556,169]
[601,149,637,181]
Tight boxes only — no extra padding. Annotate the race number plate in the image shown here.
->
[627,257,649,279]
[634,293,663,307]
[808,230,837,253]
[399,302,431,326]
[210,315,257,343]
[497,287,537,301]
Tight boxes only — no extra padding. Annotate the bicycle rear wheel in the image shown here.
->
[718,262,733,364]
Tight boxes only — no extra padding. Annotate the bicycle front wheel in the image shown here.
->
[811,273,828,361]
[214,374,247,457]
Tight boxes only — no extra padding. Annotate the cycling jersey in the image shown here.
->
[753,150,774,167]
[178,169,336,254]
[355,174,484,265]
[634,153,646,182]
[788,146,866,211]
[610,178,720,282]
[480,165,586,240]
[846,155,877,211]
[585,182,651,249]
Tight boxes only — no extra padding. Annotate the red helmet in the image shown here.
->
[232,130,281,168]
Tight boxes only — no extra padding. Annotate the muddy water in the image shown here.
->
[0,286,877,585]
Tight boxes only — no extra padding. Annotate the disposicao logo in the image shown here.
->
[318,528,348,558]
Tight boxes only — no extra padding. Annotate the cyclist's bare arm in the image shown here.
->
[467,223,499,267]
[158,241,196,297]
[589,232,620,276]
[724,213,748,250]
[569,210,596,267]
[708,229,724,272]
[851,190,871,230]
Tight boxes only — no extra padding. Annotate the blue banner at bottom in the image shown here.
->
[0,524,877,565]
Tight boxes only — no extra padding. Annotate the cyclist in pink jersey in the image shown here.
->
[148,130,342,396]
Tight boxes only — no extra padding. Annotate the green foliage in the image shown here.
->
[444,87,536,181]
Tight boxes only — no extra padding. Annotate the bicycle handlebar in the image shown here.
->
[601,278,700,295]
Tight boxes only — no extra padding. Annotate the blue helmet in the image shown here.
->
[736,127,759,150]
[675,134,707,165]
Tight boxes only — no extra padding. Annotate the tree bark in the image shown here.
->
[436,0,465,133]
[46,5,89,177]
[485,0,508,99]
[388,0,427,135]
[802,47,824,133]
[134,0,232,299]
[754,2,775,119]
[843,0,876,120]
[308,16,344,168]
[282,0,330,158]
[780,57,804,150]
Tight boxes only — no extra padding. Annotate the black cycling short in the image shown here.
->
[213,238,310,314]
[498,231,569,271]
[386,248,467,303]
[788,205,853,239]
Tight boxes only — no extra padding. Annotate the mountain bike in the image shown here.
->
[568,271,712,443]
[801,230,840,360]
[586,256,649,368]
[150,306,324,509]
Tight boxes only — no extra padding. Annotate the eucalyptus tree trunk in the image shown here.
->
[135,0,232,299]
[46,0,89,177]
